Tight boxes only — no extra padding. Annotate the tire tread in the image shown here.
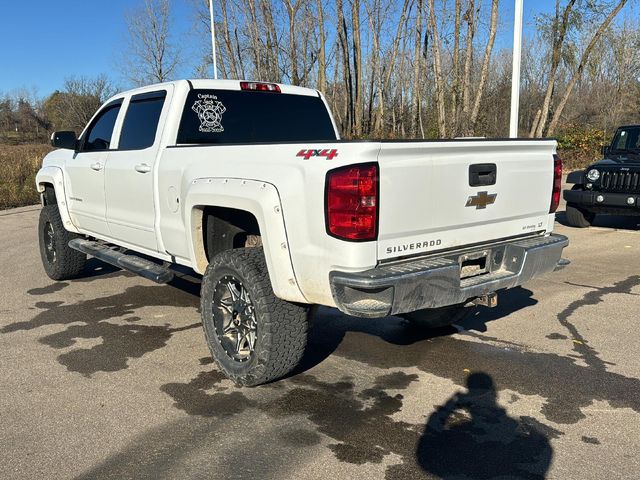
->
[38,205,86,280]
[566,203,594,228]
[200,248,309,386]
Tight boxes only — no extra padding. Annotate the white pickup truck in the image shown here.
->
[36,79,568,386]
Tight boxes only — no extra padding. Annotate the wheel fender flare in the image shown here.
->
[184,178,307,304]
[35,166,79,233]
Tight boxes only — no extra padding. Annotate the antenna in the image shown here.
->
[209,0,218,79]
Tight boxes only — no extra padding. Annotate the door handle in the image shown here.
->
[90,162,103,171]
[135,163,152,173]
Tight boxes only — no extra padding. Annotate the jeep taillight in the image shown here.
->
[550,154,562,213]
[326,163,378,241]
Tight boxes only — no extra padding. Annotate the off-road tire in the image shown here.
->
[38,205,87,280]
[565,203,594,228]
[200,247,311,386]
[403,303,471,329]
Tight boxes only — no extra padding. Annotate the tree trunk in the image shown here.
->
[220,1,239,79]
[529,109,542,138]
[534,0,577,137]
[427,0,447,137]
[469,0,499,134]
[450,0,462,133]
[411,0,424,138]
[285,0,301,85]
[245,0,263,80]
[460,0,477,135]
[352,0,363,136]
[316,0,327,93]
[378,0,411,136]
[337,0,353,135]
[261,0,280,81]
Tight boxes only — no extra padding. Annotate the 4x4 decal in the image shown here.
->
[296,149,339,160]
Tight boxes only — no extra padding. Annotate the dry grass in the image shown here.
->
[0,144,52,209]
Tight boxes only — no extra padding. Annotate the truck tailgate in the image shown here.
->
[377,140,557,261]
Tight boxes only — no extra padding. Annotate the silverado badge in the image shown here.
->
[466,191,497,209]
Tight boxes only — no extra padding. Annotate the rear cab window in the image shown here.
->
[176,89,337,144]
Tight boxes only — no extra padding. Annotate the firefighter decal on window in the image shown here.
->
[192,93,226,133]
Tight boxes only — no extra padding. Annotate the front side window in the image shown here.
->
[82,102,121,152]
[118,91,167,150]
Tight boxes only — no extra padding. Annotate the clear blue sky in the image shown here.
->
[0,0,632,98]
[0,0,197,96]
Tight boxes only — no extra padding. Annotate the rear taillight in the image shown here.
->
[326,163,378,241]
[550,154,562,213]
[240,81,281,92]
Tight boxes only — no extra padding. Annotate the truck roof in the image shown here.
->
[111,79,321,102]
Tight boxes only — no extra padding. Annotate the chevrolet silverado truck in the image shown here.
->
[564,124,640,227]
[36,79,568,386]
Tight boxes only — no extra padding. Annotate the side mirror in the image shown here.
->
[601,145,611,156]
[51,131,78,150]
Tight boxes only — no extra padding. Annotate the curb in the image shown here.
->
[0,204,40,217]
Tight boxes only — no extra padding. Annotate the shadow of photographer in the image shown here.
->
[418,372,553,479]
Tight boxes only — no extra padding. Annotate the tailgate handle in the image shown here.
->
[469,163,497,186]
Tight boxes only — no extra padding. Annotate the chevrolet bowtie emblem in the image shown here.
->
[466,191,497,209]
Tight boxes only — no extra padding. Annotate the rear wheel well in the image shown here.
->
[203,207,262,262]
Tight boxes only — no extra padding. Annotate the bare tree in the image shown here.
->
[43,75,117,133]
[316,0,328,93]
[546,0,629,134]
[531,0,628,136]
[352,0,364,136]
[468,0,499,134]
[427,0,447,137]
[411,0,424,138]
[532,0,578,137]
[122,0,181,86]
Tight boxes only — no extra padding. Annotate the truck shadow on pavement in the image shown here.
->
[295,286,539,378]
[25,260,125,296]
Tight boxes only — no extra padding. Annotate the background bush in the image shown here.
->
[557,126,609,171]
[0,144,52,209]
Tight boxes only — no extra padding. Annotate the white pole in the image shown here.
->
[209,0,218,79]
[509,0,524,138]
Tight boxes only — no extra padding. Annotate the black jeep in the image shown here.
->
[563,124,640,227]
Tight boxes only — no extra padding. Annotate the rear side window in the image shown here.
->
[119,91,167,150]
[82,102,121,152]
[176,89,337,144]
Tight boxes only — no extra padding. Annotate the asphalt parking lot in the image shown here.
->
[1,200,639,480]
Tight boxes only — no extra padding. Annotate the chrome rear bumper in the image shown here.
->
[329,234,569,318]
